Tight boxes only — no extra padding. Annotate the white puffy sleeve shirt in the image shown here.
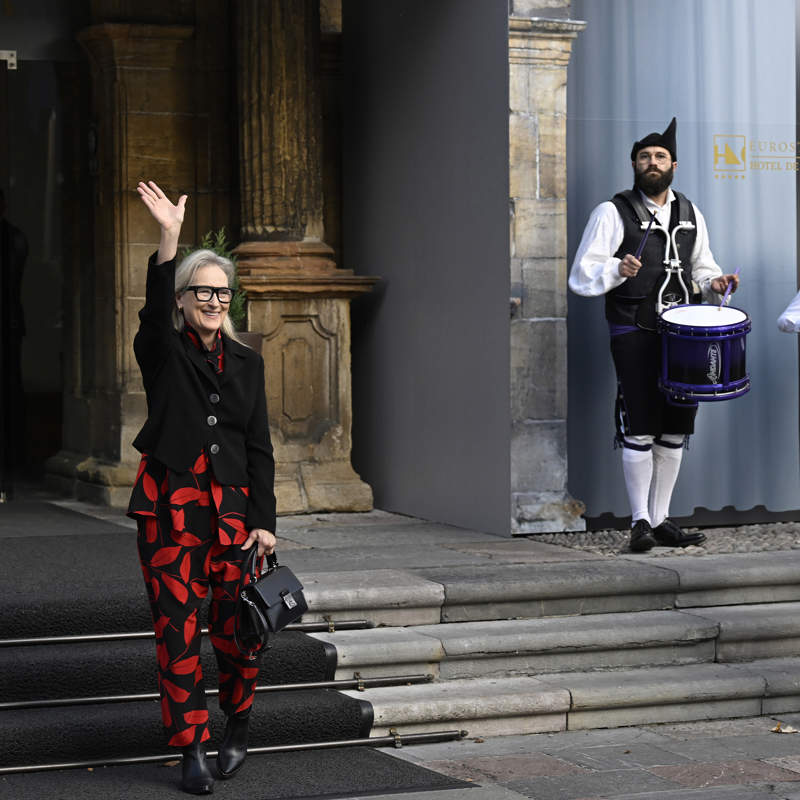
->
[777,291,800,332]
[568,190,724,303]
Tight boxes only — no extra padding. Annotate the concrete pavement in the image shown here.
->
[362,714,800,799]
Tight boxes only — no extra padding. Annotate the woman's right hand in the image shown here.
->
[137,181,187,234]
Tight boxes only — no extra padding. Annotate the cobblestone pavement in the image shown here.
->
[533,522,800,558]
[381,714,800,800]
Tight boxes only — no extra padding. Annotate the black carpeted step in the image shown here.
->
[0,632,337,703]
[0,746,469,799]
[0,689,372,768]
[0,521,378,771]
[0,532,153,638]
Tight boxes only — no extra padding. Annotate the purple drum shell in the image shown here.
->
[657,305,751,402]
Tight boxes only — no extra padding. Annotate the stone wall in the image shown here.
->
[508,6,586,532]
[47,2,237,505]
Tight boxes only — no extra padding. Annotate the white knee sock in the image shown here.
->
[621,435,654,525]
[649,434,685,528]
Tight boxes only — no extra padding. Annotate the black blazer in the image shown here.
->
[132,253,276,532]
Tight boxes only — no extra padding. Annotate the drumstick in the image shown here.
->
[719,268,740,309]
[633,213,656,260]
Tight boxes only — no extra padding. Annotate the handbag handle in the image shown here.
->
[233,547,280,658]
[238,548,279,598]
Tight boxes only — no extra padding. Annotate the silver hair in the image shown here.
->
[173,249,240,342]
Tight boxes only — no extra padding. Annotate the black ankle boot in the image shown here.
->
[217,711,250,778]
[181,743,214,795]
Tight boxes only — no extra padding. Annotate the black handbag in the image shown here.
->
[234,549,308,658]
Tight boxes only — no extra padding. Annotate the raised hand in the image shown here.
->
[137,181,187,234]
[138,181,187,264]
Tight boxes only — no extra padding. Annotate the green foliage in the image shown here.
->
[183,228,247,330]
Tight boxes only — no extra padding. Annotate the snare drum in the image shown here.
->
[658,304,751,402]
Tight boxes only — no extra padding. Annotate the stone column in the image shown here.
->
[234,0,376,514]
[509,16,587,533]
[46,23,194,505]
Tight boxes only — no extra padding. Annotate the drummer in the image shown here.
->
[569,117,740,552]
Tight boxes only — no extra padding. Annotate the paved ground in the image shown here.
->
[373,714,800,800]
[7,484,800,799]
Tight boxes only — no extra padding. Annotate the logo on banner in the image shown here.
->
[713,135,746,172]
[713,133,800,177]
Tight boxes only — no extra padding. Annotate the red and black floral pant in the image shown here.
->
[132,452,260,748]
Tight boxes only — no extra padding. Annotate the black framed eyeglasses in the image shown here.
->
[186,285,233,303]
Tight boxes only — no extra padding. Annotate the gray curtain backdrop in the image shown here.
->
[567,0,799,518]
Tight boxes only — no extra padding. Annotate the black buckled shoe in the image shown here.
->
[181,743,214,795]
[629,519,656,552]
[217,712,250,779]
[653,518,706,548]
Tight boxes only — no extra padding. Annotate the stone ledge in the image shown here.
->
[346,675,570,737]
[312,610,720,680]
[535,662,766,711]
[416,560,678,604]
[299,569,444,627]
[643,552,800,608]
[683,603,800,642]
[683,604,800,662]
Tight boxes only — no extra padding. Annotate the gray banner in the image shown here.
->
[567,0,799,518]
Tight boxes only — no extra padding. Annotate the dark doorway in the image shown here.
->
[0,3,91,488]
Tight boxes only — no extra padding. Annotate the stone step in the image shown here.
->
[682,602,800,662]
[346,659,800,738]
[655,552,800,608]
[299,552,800,627]
[310,609,720,679]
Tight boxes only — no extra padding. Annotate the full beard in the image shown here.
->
[634,165,674,197]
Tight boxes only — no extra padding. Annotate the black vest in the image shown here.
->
[605,189,698,325]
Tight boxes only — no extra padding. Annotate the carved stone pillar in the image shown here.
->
[509,16,587,532]
[46,23,194,506]
[234,0,376,513]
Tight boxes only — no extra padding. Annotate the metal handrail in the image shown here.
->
[0,619,372,647]
[0,673,434,711]
[0,729,469,774]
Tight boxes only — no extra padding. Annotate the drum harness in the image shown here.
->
[623,189,697,317]
[651,219,697,316]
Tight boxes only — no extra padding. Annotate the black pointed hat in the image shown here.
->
[630,117,677,161]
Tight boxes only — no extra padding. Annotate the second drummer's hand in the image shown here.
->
[137,180,187,263]
[710,273,740,294]
[618,253,642,278]
[242,528,277,558]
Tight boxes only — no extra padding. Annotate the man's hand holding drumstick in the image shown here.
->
[618,212,655,279]
[618,253,642,278]
[710,273,740,295]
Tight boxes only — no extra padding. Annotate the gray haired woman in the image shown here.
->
[128,180,276,794]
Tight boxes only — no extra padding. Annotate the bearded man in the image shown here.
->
[569,118,740,552]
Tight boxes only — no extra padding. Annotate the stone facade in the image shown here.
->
[46,0,373,514]
[509,10,587,532]
[48,22,202,506]
[40,1,587,530]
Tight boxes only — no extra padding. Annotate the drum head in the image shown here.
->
[661,304,747,327]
